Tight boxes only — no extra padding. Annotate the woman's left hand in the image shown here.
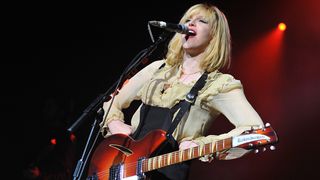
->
[179,140,198,150]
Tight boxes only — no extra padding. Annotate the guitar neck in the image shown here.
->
[142,137,232,172]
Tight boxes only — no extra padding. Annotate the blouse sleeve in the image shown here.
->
[193,74,264,161]
[99,60,165,136]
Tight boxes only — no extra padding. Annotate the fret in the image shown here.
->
[196,146,200,156]
[179,150,183,162]
[149,157,152,170]
[191,146,194,158]
[158,156,162,168]
[152,157,156,170]
[200,144,204,157]
[151,157,156,170]
[187,148,192,159]
[153,156,158,169]
[142,160,145,172]
[175,151,178,163]
[193,146,197,157]
[142,138,233,173]
[174,151,178,163]
[205,144,208,154]
[215,140,218,152]
[181,150,184,162]
[223,139,225,149]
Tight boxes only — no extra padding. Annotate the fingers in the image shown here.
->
[108,120,133,135]
[179,140,198,150]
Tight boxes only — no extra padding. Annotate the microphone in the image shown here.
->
[149,21,195,35]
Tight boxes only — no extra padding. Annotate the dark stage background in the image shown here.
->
[3,0,320,179]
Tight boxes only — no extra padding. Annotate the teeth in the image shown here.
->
[188,30,196,36]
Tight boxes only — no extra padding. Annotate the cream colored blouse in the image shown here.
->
[100,60,264,160]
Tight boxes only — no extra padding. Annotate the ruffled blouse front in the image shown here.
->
[100,59,264,160]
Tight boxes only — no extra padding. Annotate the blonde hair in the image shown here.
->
[165,3,231,72]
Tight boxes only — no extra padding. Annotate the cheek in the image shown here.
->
[202,28,211,38]
[201,29,212,43]
[198,32,211,44]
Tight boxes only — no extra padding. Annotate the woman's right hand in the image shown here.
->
[107,120,133,135]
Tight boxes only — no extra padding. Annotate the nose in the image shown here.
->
[188,21,195,27]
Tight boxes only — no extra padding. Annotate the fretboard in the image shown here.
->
[142,137,232,172]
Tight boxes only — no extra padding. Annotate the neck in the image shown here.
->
[182,53,203,74]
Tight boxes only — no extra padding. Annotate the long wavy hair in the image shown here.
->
[165,3,231,72]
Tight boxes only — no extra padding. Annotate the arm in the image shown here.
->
[193,88,264,144]
[99,60,165,136]
[193,87,264,161]
[179,89,263,149]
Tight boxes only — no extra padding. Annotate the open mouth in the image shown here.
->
[188,30,196,36]
[185,30,196,40]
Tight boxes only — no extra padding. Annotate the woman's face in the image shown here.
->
[182,13,212,56]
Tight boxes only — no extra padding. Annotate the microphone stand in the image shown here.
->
[68,31,171,180]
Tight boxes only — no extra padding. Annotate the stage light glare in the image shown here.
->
[278,22,286,31]
[50,138,57,145]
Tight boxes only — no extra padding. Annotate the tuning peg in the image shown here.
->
[270,145,276,151]
[254,149,259,153]
[265,123,270,127]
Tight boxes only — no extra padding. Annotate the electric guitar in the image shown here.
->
[87,123,278,180]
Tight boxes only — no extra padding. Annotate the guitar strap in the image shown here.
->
[132,63,208,142]
[166,71,208,136]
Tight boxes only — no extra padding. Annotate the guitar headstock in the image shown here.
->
[232,123,279,153]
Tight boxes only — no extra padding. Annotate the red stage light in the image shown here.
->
[278,23,286,31]
[50,138,57,145]
[70,133,76,142]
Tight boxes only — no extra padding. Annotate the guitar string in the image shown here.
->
[94,150,182,177]
[93,145,211,178]
[94,139,241,178]
[95,143,220,177]
[91,129,271,177]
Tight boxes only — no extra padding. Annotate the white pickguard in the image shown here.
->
[122,176,139,180]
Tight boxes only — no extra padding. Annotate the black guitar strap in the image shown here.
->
[166,71,208,136]
[132,62,208,143]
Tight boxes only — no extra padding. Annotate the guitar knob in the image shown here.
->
[270,145,276,151]
[262,147,266,152]
[265,123,270,127]
[254,149,259,153]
